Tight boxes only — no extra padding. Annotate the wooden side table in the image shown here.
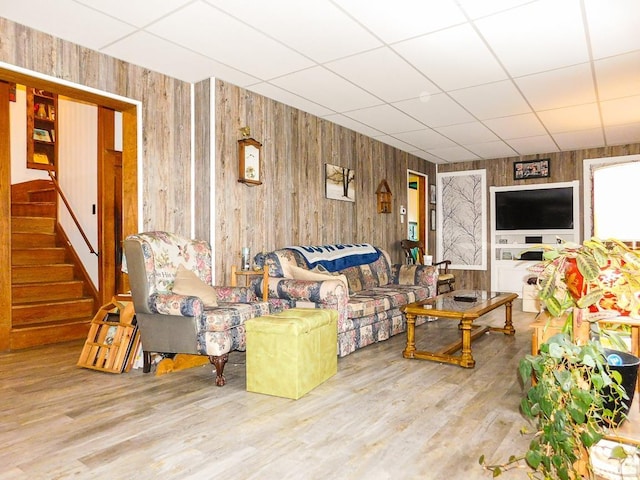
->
[231,265,269,301]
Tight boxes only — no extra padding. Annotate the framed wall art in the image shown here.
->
[325,163,355,202]
[514,159,550,180]
[437,169,487,270]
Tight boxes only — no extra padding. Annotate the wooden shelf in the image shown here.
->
[27,87,58,172]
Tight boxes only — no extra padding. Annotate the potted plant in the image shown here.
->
[481,333,627,479]
[480,238,640,479]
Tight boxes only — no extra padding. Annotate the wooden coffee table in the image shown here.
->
[401,290,518,368]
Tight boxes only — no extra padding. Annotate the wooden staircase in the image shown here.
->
[10,180,96,349]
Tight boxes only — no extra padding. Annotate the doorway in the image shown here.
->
[0,67,139,350]
[407,170,428,251]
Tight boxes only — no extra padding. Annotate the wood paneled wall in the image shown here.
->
[0,18,192,237]
[437,144,640,290]
[212,80,435,283]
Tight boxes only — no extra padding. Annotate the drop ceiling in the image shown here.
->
[2,0,639,164]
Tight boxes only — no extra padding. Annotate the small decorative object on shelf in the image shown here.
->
[376,179,392,213]
[238,127,262,186]
[241,247,251,271]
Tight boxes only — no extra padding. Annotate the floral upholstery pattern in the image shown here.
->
[254,245,438,357]
[126,232,283,358]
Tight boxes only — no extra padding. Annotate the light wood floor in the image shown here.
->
[1,303,538,480]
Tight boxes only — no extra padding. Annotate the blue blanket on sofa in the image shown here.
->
[286,244,380,272]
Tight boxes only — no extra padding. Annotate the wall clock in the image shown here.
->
[238,137,262,186]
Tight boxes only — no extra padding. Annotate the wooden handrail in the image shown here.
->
[48,171,98,256]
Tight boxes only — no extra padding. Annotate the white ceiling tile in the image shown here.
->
[600,96,640,126]
[393,129,456,150]
[0,0,136,50]
[103,32,258,84]
[457,0,533,19]
[409,150,448,164]
[475,0,588,77]
[604,122,640,146]
[427,146,480,163]
[553,129,605,151]
[595,52,640,101]
[538,104,602,134]
[146,2,314,79]
[373,135,420,152]
[270,67,381,112]
[466,141,518,159]
[585,0,640,59]
[449,80,531,119]
[321,113,384,138]
[393,23,507,91]
[205,0,381,63]
[516,63,597,111]
[483,113,548,139]
[507,135,559,155]
[344,104,425,134]
[75,0,193,28]
[435,122,500,144]
[325,48,439,103]
[247,83,334,118]
[333,0,466,43]
[393,94,475,128]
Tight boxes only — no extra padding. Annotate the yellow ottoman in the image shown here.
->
[245,308,337,399]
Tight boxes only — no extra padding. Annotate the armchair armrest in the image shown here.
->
[213,285,258,303]
[149,293,204,317]
[433,260,451,274]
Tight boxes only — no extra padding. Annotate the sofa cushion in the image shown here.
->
[346,284,430,321]
[172,264,218,307]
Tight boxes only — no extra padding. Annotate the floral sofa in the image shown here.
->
[124,231,289,386]
[253,244,439,357]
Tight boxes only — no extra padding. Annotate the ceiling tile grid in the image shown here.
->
[1,0,639,163]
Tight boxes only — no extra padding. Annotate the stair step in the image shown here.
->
[28,188,56,203]
[12,232,57,248]
[10,318,92,349]
[12,298,94,326]
[12,264,75,284]
[11,201,56,218]
[11,216,55,234]
[12,281,85,303]
[12,247,67,265]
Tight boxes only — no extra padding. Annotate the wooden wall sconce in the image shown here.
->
[376,179,392,214]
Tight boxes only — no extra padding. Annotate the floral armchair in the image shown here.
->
[123,231,276,386]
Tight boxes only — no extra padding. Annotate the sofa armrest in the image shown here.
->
[149,293,204,317]
[264,277,347,303]
[391,264,439,290]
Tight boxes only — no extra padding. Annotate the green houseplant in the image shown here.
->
[480,238,640,479]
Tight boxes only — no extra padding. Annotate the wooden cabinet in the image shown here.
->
[27,87,58,171]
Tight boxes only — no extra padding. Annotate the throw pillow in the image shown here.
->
[172,264,218,307]
[288,265,350,297]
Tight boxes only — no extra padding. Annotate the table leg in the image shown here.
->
[403,313,416,358]
[504,300,516,335]
[459,318,475,368]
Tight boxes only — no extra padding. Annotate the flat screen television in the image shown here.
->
[495,187,574,230]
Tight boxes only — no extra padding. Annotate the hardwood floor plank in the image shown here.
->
[0,303,539,479]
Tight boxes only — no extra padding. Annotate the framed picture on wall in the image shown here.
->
[429,184,436,204]
[408,221,418,240]
[513,159,550,180]
[430,209,436,231]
